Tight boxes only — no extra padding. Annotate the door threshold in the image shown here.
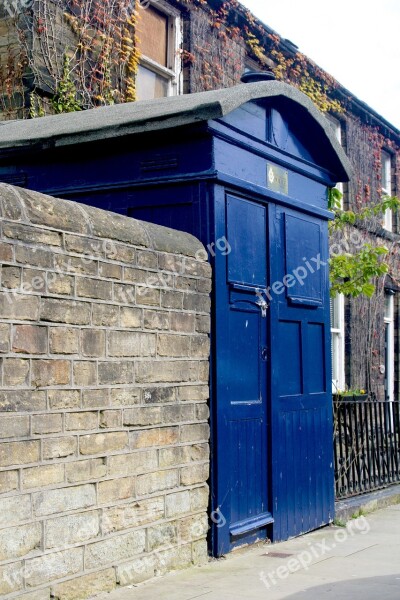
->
[230,512,274,537]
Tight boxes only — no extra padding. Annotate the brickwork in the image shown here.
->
[0,13,28,121]
[187,9,245,93]
[0,184,211,599]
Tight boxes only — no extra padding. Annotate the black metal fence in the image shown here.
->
[333,397,400,499]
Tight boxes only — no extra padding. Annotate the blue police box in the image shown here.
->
[0,78,351,554]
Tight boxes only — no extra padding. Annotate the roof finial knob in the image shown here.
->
[241,71,276,84]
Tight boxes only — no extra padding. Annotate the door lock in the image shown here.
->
[261,347,268,361]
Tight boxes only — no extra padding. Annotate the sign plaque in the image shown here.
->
[267,163,289,195]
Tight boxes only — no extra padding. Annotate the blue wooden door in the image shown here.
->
[269,204,334,541]
[212,191,334,554]
[213,192,273,554]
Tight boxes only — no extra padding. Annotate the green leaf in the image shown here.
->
[51,54,82,115]
[328,187,343,211]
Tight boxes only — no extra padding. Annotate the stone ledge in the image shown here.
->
[0,184,205,258]
[335,483,400,522]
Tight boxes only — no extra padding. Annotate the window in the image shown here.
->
[326,115,344,208]
[327,115,345,392]
[331,294,345,392]
[326,114,342,146]
[382,151,392,231]
[244,57,272,73]
[136,1,182,100]
[384,291,395,403]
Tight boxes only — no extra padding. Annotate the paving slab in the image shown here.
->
[95,505,400,600]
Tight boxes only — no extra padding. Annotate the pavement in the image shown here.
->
[97,504,400,600]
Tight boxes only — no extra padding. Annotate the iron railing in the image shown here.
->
[333,397,400,499]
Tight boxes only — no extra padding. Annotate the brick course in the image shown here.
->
[0,185,211,599]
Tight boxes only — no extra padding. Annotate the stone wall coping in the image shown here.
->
[0,184,205,258]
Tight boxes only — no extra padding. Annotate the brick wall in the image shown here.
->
[0,184,211,599]
[0,13,28,121]
[187,8,245,93]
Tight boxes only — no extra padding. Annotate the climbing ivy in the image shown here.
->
[270,47,344,113]
[51,55,82,114]
[29,92,45,119]
[10,0,140,117]
[0,0,358,116]
[329,190,400,297]
[330,244,389,298]
[0,0,396,164]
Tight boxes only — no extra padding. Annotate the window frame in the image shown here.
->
[326,115,344,208]
[136,0,182,99]
[384,291,395,403]
[327,114,346,392]
[331,294,345,393]
[381,150,392,231]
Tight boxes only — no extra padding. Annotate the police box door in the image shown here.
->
[212,192,273,554]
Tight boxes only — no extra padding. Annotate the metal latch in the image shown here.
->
[255,289,269,317]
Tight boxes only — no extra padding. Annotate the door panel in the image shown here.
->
[284,214,323,306]
[278,321,302,397]
[307,323,326,393]
[227,196,267,286]
[270,204,334,542]
[227,290,269,538]
[229,418,265,527]
[213,192,272,554]
[227,300,263,403]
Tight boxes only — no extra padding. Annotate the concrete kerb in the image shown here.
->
[335,483,400,522]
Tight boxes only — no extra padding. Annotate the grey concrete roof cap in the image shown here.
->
[0,81,352,180]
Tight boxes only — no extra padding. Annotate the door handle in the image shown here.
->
[261,347,268,361]
[255,289,269,317]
